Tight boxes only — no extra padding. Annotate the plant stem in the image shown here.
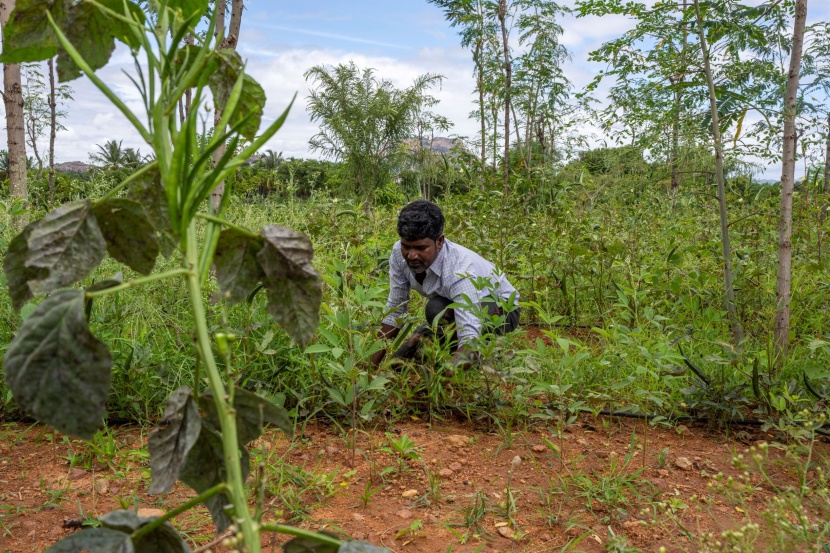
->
[260,524,342,546]
[131,483,227,542]
[85,268,190,298]
[195,213,258,238]
[184,221,260,552]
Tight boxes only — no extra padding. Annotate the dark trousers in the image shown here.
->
[392,295,520,359]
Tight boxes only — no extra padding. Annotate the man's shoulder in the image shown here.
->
[444,239,490,267]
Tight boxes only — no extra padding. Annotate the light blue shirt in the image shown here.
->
[382,238,518,344]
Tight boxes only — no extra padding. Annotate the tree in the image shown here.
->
[90,139,128,169]
[21,61,71,181]
[211,0,244,211]
[774,0,809,360]
[1,0,28,227]
[305,62,444,212]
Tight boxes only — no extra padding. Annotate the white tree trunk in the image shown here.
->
[774,0,808,361]
[1,0,29,227]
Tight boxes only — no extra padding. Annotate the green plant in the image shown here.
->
[0,1,389,551]
[382,432,420,473]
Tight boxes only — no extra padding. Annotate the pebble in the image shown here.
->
[675,457,693,470]
[396,509,413,519]
[439,468,454,477]
[449,462,462,471]
[531,445,547,453]
[444,435,469,447]
[401,489,418,498]
[657,469,669,477]
[137,508,165,518]
[94,479,109,494]
[67,468,87,481]
[351,513,365,521]
[497,526,515,539]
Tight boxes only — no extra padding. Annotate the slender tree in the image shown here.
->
[497,0,512,190]
[774,0,809,360]
[1,0,28,226]
[694,0,744,350]
[211,0,244,211]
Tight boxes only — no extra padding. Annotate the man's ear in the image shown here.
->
[435,235,445,249]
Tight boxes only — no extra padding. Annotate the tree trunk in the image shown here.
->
[1,0,28,227]
[48,57,56,206]
[670,0,688,192]
[774,0,808,362]
[211,0,243,211]
[694,0,744,350]
[475,41,486,178]
[823,110,830,195]
[497,0,510,192]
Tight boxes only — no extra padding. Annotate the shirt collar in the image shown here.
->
[427,238,448,276]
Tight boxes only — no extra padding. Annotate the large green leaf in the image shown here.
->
[44,527,133,553]
[127,166,177,256]
[214,229,265,305]
[100,511,191,553]
[3,227,47,311]
[93,198,160,275]
[208,49,265,141]
[179,424,248,533]
[202,387,293,445]
[0,0,69,64]
[148,387,201,494]
[4,290,112,440]
[168,0,209,20]
[256,226,322,347]
[24,200,107,296]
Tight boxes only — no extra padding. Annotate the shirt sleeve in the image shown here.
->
[382,246,410,328]
[447,272,485,345]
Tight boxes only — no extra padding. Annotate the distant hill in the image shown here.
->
[55,161,94,173]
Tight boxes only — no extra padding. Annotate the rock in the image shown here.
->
[675,457,693,471]
[68,468,87,481]
[531,445,547,453]
[325,445,340,455]
[497,526,515,539]
[95,479,109,494]
[396,509,413,519]
[449,462,463,471]
[439,468,454,477]
[657,469,669,477]
[511,455,522,467]
[137,508,166,518]
[401,489,418,498]
[444,435,469,448]
[351,513,365,521]
[576,439,588,446]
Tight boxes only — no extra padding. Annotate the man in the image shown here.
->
[371,200,520,367]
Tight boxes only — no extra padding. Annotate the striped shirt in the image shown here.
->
[382,238,518,344]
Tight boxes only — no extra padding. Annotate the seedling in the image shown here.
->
[382,433,420,473]
[395,519,425,544]
[0,1,389,551]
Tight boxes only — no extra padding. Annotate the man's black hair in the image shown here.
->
[397,200,444,241]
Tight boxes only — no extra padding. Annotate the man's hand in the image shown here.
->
[450,345,479,370]
[372,324,400,368]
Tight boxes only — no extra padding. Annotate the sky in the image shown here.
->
[5,0,830,179]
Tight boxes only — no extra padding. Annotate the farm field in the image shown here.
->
[2,410,827,552]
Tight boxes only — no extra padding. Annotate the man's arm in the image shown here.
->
[371,324,401,367]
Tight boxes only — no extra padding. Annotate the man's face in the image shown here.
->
[400,236,444,274]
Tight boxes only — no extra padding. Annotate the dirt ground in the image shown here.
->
[1,414,826,553]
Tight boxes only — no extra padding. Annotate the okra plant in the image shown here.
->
[1,0,388,551]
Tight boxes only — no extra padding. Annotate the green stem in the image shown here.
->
[85,268,190,299]
[196,213,258,238]
[94,161,159,204]
[130,483,227,542]
[184,221,260,552]
[260,524,342,546]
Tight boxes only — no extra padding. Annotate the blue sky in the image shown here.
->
[7,0,830,180]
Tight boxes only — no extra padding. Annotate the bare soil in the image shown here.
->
[1,415,825,553]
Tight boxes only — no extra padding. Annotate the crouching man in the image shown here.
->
[370,200,520,368]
